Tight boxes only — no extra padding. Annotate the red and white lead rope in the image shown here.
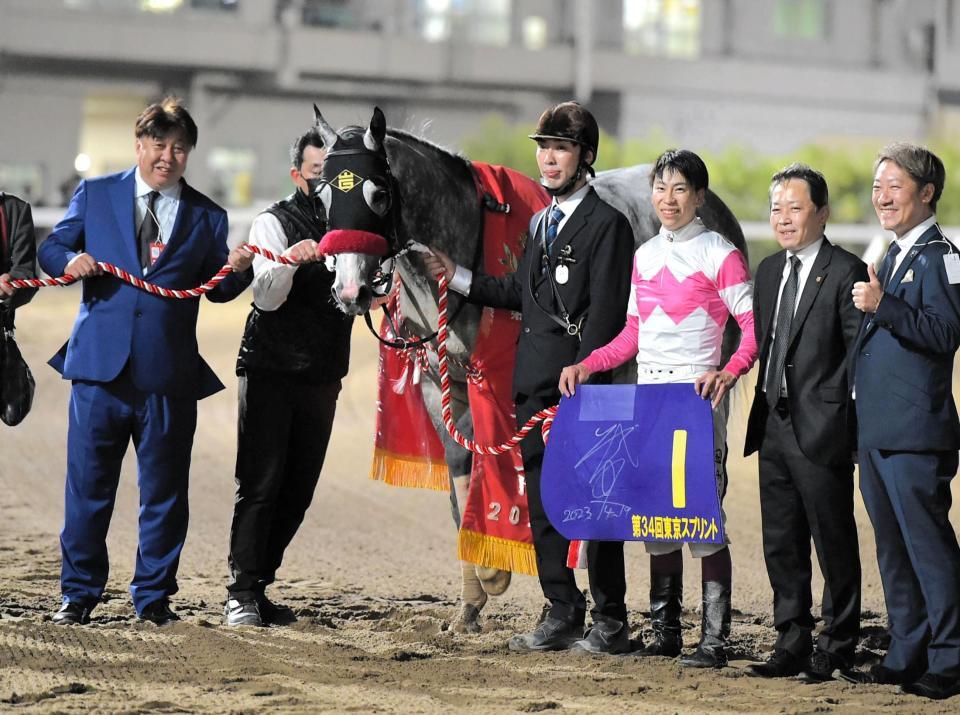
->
[436,274,557,452]
[1,246,553,453]
[0,244,292,298]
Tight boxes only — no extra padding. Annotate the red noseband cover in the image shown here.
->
[318,229,389,256]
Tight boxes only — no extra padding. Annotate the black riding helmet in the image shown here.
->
[528,101,599,196]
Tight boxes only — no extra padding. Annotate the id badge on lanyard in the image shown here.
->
[149,240,164,266]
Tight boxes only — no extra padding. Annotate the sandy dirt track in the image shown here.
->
[1,287,958,713]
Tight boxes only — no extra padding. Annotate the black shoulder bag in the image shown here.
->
[0,194,35,426]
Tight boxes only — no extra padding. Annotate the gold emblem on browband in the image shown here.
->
[333,169,363,192]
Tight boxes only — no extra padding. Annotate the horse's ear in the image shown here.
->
[364,106,387,153]
[313,104,339,148]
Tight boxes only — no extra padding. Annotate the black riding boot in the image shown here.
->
[641,573,683,657]
[680,579,731,668]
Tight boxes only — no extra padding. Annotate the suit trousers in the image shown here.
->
[227,373,341,600]
[859,447,960,677]
[758,405,861,663]
[60,369,197,613]
[516,394,627,626]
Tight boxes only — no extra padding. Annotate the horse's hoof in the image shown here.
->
[476,567,512,596]
[450,603,482,634]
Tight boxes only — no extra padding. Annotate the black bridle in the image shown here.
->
[321,144,502,353]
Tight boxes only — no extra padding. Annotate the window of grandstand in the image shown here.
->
[623,0,700,58]
[62,0,237,11]
[298,0,357,28]
[774,0,826,39]
[207,147,256,207]
[191,0,238,10]
[522,15,548,50]
[416,0,512,46]
[0,164,44,208]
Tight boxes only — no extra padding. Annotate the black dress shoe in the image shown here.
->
[747,649,804,678]
[838,663,916,685]
[680,645,727,668]
[901,673,960,700]
[799,649,848,682]
[256,594,297,625]
[508,616,583,653]
[570,618,631,655]
[138,598,180,626]
[52,601,92,626]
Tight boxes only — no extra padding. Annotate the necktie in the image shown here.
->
[544,204,564,257]
[765,255,801,409]
[877,240,902,288]
[138,190,160,270]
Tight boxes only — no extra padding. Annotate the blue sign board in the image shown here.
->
[541,384,724,543]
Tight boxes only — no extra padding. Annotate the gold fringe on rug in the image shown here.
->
[370,448,449,491]
[458,528,538,577]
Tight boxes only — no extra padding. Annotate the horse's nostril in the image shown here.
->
[357,286,371,304]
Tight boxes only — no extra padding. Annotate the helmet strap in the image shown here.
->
[542,163,587,198]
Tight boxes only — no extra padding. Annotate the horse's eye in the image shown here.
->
[363,180,391,216]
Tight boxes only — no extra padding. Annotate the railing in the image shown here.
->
[30,208,939,267]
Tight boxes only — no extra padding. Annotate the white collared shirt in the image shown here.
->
[448,181,592,294]
[659,216,708,243]
[890,215,937,274]
[248,211,299,311]
[134,169,182,263]
[764,236,825,394]
[548,182,590,235]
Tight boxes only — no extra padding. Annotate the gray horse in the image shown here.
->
[314,108,746,632]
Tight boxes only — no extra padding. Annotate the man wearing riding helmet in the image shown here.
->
[425,101,635,654]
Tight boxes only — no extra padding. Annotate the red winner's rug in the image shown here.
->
[371,162,548,577]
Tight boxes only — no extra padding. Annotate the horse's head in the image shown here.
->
[313,105,396,316]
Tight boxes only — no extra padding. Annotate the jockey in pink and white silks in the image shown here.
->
[581,216,755,380]
[559,149,757,668]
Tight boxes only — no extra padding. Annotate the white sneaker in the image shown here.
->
[223,598,263,627]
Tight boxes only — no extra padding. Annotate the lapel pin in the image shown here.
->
[815,275,823,284]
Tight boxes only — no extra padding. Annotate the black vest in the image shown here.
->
[236,190,353,382]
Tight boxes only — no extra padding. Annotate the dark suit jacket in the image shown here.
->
[0,192,38,311]
[469,186,634,399]
[37,168,250,400]
[745,238,867,466]
[853,224,960,451]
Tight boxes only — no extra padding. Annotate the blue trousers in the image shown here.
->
[60,371,197,614]
[859,448,960,678]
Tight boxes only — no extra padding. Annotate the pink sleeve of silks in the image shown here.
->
[722,309,757,377]
[715,248,758,377]
[581,313,640,373]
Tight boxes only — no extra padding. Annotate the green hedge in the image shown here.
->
[461,116,960,225]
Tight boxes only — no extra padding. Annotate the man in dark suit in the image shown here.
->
[0,192,38,306]
[848,143,960,700]
[38,97,252,626]
[425,101,634,654]
[744,164,865,681]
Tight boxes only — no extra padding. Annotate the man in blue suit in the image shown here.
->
[39,98,253,626]
[849,142,960,700]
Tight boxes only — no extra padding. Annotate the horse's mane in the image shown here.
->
[377,127,481,271]
[385,127,471,169]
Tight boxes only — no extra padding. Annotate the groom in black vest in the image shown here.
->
[224,128,354,627]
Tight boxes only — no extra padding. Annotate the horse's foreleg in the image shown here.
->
[419,374,487,633]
